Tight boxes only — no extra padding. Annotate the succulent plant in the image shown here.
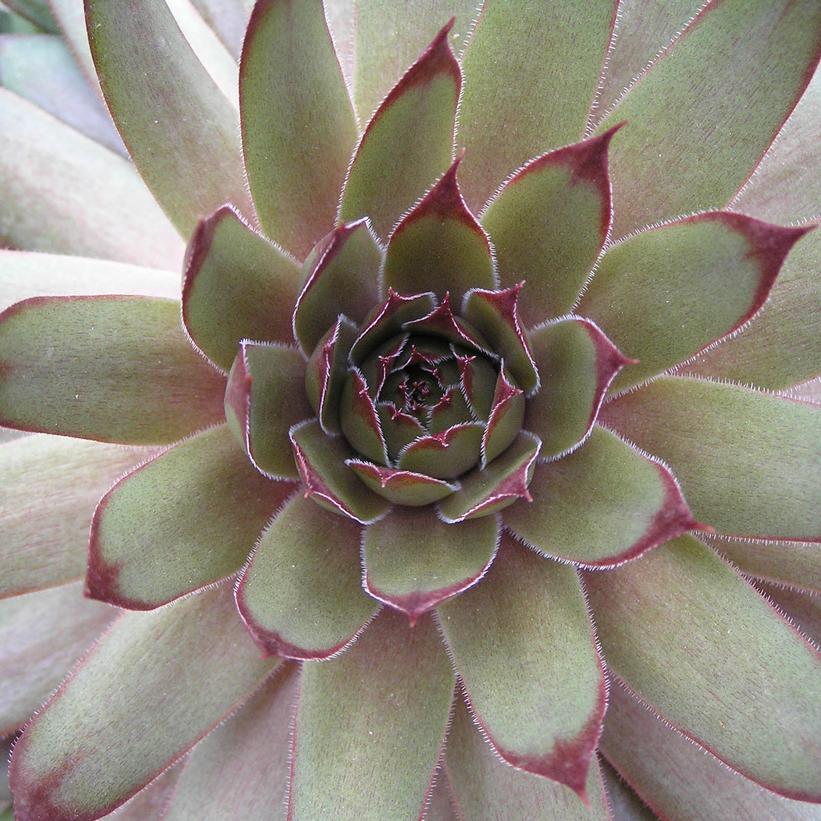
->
[1,0,820,819]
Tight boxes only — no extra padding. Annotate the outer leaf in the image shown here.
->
[0,296,226,444]
[586,534,821,802]
[505,427,699,567]
[293,219,382,355]
[86,0,252,236]
[164,666,296,821]
[346,460,457,506]
[224,342,312,479]
[0,252,178,312]
[236,495,378,659]
[682,230,821,390]
[0,583,113,735]
[481,128,621,325]
[338,21,460,239]
[362,508,499,622]
[601,377,821,539]
[288,609,454,819]
[383,158,496,305]
[9,585,279,821]
[1,435,148,599]
[457,0,615,209]
[598,0,821,237]
[438,537,606,798]
[0,34,123,154]
[445,698,611,821]
[289,419,390,523]
[182,206,301,370]
[602,682,821,821]
[578,213,810,392]
[87,425,292,610]
[526,318,629,458]
[240,0,357,259]
[0,90,182,268]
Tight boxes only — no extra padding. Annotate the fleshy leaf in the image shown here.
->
[602,680,821,821]
[288,610,454,818]
[0,583,113,735]
[598,0,821,237]
[403,295,491,353]
[439,432,540,523]
[481,368,525,466]
[505,426,699,568]
[586,534,821,802]
[446,697,611,821]
[397,422,483,479]
[438,537,606,798]
[601,377,821,539]
[3,0,57,31]
[598,759,657,821]
[457,1,614,208]
[188,0,254,60]
[339,368,389,464]
[87,425,292,610]
[1,435,148,599]
[290,420,390,523]
[759,582,821,648]
[0,89,182,268]
[240,0,357,259]
[9,585,278,820]
[346,460,457,506]
[526,318,631,458]
[293,220,382,355]
[578,213,811,392]
[462,286,538,393]
[182,206,301,370]
[164,667,296,821]
[456,351,497,419]
[86,0,253,235]
[383,157,496,305]
[339,21,461,239]
[224,342,311,479]
[304,317,358,434]
[0,296,225,444]
[362,508,499,621]
[481,128,621,325]
[236,495,378,659]
[377,403,427,461]
[428,385,474,434]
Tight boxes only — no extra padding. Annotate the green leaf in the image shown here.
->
[377,403,427,462]
[87,425,293,610]
[457,0,614,209]
[2,0,57,31]
[182,206,301,370]
[383,158,496,305]
[0,34,124,154]
[289,610,454,819]
[0,582,112,735]
[601,377,821,539]
[240,0,357,259]
[0,296,226,444]
[10,585,279,820]
[586,534,821,803]
[0,435,148,599]
[189,0,255,59]
[0,89,182,268]
[346,460,457,506]
[224,342,312,479]
[236,495,378,659]
[598,0,821,237]
[353,0,476,121]
[758,582,821,648]
[682,230,821,390]
[164,666,296,821]
[602,682,821,821]
[438,537,606,797]
[289,419,390,523]
[102,767,179,821]
[505,427,699,567]
[446,698,611,821]
[598,759,657,821]
[86,0,252,236]
[578,213,810,392]
[293,220,382,355]
[0,252,178,312]
[526,318,629,459]
[362,508,499,622]
[481,128,621,326]
[339,368,389,464]
[397,422,483,479]
[338,21,460,239]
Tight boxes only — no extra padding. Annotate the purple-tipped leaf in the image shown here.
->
[397,422,483,479]
[404,292,492,353]
[481,368,525,466]
[347,460,458,506]
[339,368,390,464]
